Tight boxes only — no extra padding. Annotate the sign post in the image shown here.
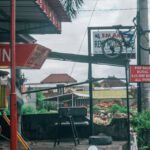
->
[10,0,17,149]
[88,26,135,150]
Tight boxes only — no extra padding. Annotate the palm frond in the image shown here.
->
[61,0,84,18]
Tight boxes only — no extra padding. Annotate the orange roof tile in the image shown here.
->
[41,73,77,84]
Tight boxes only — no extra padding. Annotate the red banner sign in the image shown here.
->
[130,65,150,82]
[0,44,50,69]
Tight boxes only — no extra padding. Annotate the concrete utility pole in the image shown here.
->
[137,0,149,111]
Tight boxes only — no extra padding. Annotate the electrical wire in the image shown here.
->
[69,0,99,76]
[68,4,150,81]
[78,7,150,12]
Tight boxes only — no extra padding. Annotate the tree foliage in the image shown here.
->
[131,110,150,149]
[36,92,55,112]
[21,105,36,114]
[93,105,101,114]
[61,0,84,18]
[108,104,127,114]
[36,92,45,111]
[93,81,100,87]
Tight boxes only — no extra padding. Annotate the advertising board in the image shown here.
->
[0,44,50,69]
[93,30,135,58]
[130,65,150,82]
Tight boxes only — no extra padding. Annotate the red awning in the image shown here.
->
[0,44,51,69]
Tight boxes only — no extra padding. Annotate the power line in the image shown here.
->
[69,0,99,76]
[69,4,150,78]
[79,7,149,12]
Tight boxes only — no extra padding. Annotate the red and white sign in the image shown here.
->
[0,44,50,69]
[130,65,150,82]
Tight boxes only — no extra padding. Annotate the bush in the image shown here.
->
[21,105,37,114]
[131,110,150,149]
[131,110,150,132]
[43,101,57,111]
[37,108,48,114]
[108,104,127,114]
[36,92,46,111]
[93,105,101,114]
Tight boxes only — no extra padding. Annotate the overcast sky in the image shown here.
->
[23,0,139,83]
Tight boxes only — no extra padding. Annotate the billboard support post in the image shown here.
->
[125,61,131,150]
[88,27,94,136]
[88,26,134,149]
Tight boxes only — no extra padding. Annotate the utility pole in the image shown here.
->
[10,0,18,149]
[137,0,149,112]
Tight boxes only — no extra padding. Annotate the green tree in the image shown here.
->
[21,105,36,114]
[61,0,84,18]
[36,92,45,111]
[108,104,127,114]
[131,110,150,149]
[93,81,100,87]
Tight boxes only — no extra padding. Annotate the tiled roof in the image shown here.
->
[99,76,126,87]
[41,73,77,84]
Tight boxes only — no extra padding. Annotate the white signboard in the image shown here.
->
[93,31,135,57]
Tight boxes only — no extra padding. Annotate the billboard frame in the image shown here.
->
[88,26,131,150]
[89,26,135,60]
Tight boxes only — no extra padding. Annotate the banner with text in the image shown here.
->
[0,44,50,69]
[130,65,150,82]
[93,30,135,58]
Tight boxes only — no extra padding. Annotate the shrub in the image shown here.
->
[21,105,36,114]
[43,101,57,111]
[37,108,48,114]
[36,92,45,111]
[93,105,101,114]
[131,110,150,149]
[109,104,127,114]
[131,110,150,132]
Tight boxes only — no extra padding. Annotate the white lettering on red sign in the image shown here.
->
[0,48,11,62]
[130,65,150,82]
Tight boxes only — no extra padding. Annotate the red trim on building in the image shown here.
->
[35,0,61,31]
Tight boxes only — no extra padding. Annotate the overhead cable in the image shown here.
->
[70,0,99,76]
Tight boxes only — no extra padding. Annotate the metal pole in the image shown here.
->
[10,0,18,149]
[137,0,142,113]
[137,0,149,112]
[125,61,130,150]
[57,97,59,110]
[72,93,73,107]
[88,27,94,135]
